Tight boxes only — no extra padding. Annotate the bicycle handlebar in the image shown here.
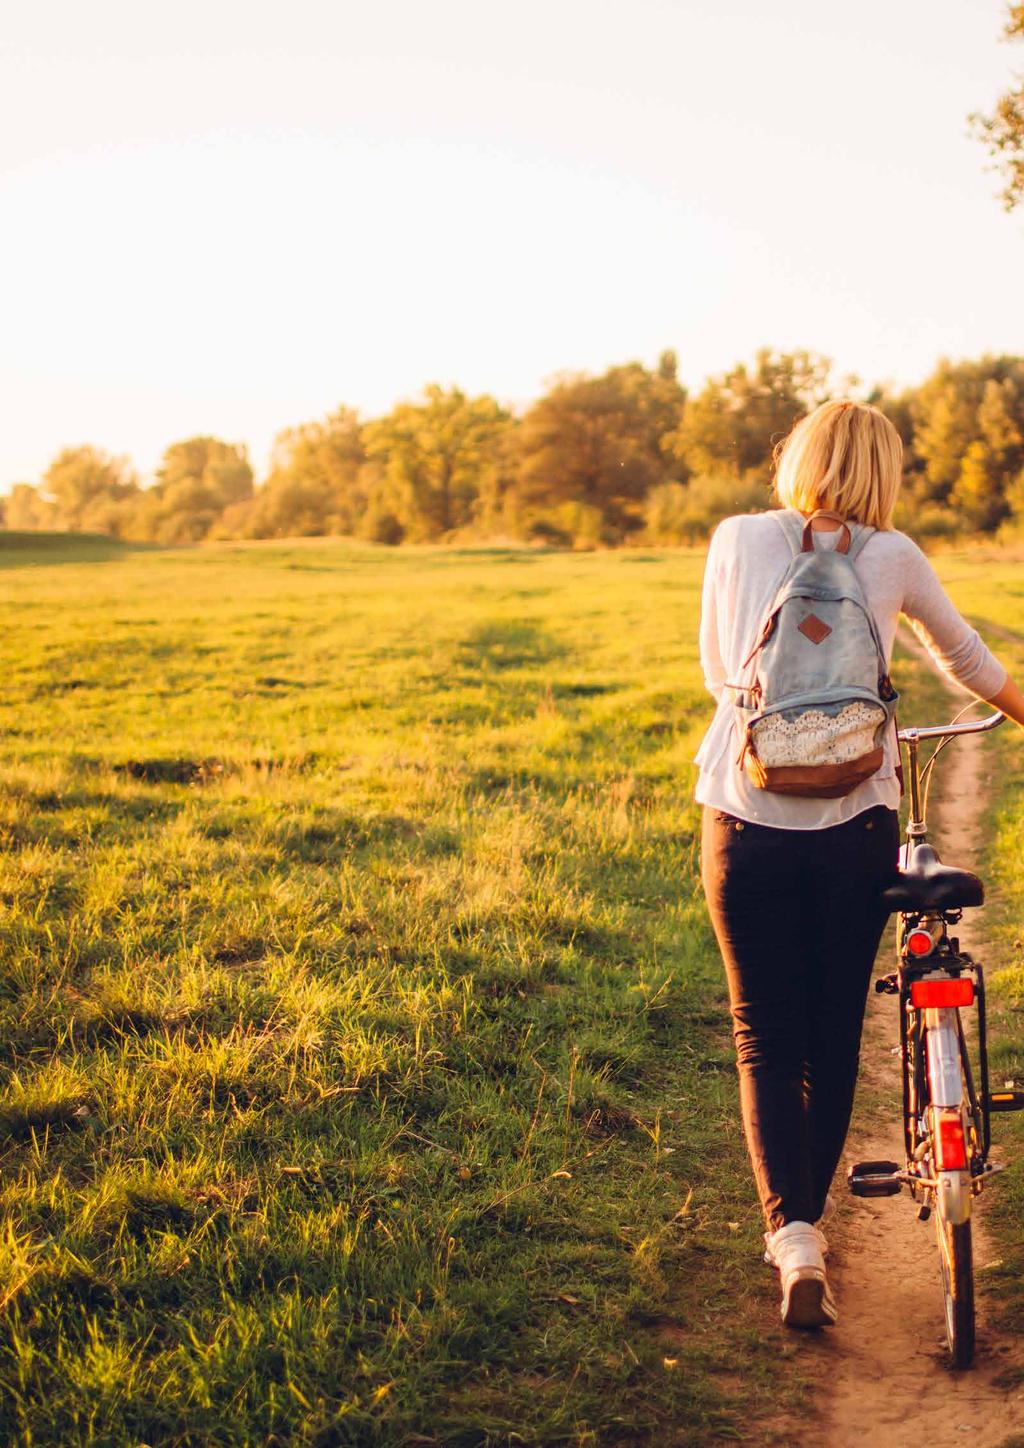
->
[897,712,1006,744]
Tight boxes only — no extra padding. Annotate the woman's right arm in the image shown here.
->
[699,526,727,702]
[981,674,1024,729]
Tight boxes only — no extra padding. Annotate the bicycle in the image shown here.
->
[847,709,1024,1369]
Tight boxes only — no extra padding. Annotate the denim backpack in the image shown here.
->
[731,508,898,797]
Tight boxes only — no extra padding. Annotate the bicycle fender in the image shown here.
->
[936,1170,971,1226]
[925,1009,964,1107]
[925,1010,972,1225]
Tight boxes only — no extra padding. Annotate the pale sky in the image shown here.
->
[1,0,1021,489]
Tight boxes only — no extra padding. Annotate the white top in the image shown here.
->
[695,511,1007,829]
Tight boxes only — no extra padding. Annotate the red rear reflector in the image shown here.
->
[906,930,933,956]
[910,977,974,1008]
[935,1111,967,1170]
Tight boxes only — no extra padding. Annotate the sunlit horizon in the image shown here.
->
[2,0,1021,490]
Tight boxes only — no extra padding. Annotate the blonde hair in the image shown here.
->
[773,400,903,530]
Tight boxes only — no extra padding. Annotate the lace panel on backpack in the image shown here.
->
[751,700,885,768]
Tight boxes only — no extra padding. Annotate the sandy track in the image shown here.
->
[787,638,1024,1446]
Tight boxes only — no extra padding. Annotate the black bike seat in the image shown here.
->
[881,842,984,912]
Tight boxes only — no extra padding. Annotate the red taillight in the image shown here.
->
[934,1111,968,1170]
[910,977,974,1009]
[905,929,934,956]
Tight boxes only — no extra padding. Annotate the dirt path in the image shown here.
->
[795,640,1024,1445]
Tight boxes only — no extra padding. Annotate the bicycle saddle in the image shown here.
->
[881,841,984,913]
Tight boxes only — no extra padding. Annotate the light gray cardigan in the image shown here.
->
[695,511,1006,829]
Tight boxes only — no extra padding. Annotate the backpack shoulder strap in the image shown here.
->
[770,509,805,558]
[774,507,877,564]
[844,522,876,563]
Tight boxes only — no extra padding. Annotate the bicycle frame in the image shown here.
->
[850,708,1012,1366]
[897,711,1005,1199]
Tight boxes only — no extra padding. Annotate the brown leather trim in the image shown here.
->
[797,613,832,644]
[740,615,777,670]
[744,747,885,798]
[801,510,851,555]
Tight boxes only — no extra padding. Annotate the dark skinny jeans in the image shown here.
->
[701,804,899,1232]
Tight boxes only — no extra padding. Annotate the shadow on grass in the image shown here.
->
[0,532,158,569]
[456,619,566,673]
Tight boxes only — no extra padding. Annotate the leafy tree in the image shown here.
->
[5,484,54,531]
[950,378,1024,529]
[515,352,685,540]
[972,5,1024,209]
[41,446,138,533]
[669,350,831,482]
[356,480,408,545]
[868,385,916,453]
[912,358,1024,526]
[1004,465,1024,522]
[912,365,981,503]
[231,408,368,539]
[125,436,253,543]
[644,474,771,544]
[363,385,516,541]
[157,436,252,508]
[954,440,1005,531]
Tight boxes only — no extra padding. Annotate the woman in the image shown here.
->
[696,399,1024,1329]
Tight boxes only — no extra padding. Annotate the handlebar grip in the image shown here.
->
[897,713,1005,744]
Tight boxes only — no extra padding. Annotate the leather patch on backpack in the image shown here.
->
[797,614,832,644]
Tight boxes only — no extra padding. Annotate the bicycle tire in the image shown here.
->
[935,1211,975,1368]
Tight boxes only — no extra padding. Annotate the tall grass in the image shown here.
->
[915,550,1024,1350]
[0,536,812,1446]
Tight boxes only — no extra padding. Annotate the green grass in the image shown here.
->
[12,532,1024,1442]
[0,531,147,569]
[0,534,818,1447]
[920,551,1024,1341]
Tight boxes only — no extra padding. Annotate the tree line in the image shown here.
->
[5,349,1024,547]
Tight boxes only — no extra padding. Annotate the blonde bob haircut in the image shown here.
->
[773,400,903,531]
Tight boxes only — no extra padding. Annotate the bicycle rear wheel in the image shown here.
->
[936,1211,975,1367]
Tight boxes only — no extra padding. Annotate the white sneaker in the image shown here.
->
[763,1221,837,1328]
[814,1193,835,1256]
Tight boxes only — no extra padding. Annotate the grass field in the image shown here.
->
[933,549,1024,1349]
[5,531,1024,1446]
[0,534,813,1447]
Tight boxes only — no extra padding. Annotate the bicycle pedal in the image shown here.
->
[988,1089,1024,1113]
[848,1160,903,1197]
